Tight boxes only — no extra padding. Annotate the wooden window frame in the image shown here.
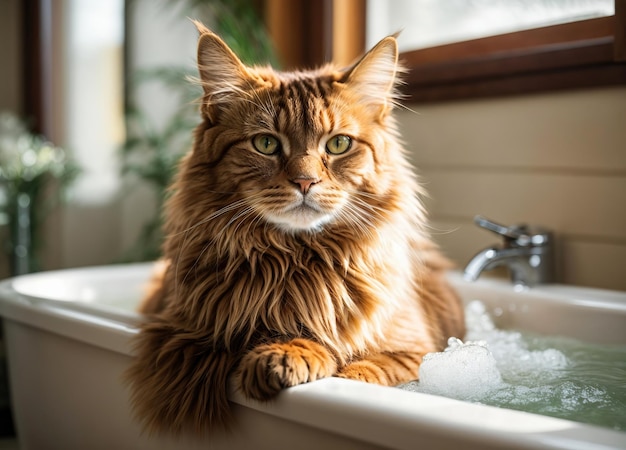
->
[266,0,625,103]
[265,0,366,69]
[22,0,52,136]
[400,1,626,102]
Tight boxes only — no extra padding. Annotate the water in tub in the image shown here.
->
[399,301,626,431]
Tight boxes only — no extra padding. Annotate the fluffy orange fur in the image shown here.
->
[126,22,465,435]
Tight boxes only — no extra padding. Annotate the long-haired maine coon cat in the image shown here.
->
[126,21,465,435]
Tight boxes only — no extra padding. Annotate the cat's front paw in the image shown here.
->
[237,338,337,401]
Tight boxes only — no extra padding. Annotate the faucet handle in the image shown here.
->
[474,215,524,240]
[473,215,551,246]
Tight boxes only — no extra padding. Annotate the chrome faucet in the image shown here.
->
[464,216,555,288]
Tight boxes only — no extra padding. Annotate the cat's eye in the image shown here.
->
[253,134,280,155]
[326,135,352,155]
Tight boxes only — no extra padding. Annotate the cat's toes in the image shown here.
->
[336,360,387,384]
[336,352,423,385]
[237,338,337,401]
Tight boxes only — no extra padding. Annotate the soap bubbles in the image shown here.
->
[417,337,503,400]
[400,300,569,401]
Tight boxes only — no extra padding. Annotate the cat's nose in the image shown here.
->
[291,177,320,195]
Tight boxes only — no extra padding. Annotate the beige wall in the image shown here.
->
[398,86,626,290]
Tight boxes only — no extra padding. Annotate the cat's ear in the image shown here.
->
[341,35,401,118]
[193,21,256,119]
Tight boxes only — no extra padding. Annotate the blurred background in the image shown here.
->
[0,0,624,291]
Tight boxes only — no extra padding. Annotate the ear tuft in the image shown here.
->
[342,36,402,117]
[191,19,211,36]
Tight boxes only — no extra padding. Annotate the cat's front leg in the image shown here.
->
[336,351,425,386]
[237,338,337,400]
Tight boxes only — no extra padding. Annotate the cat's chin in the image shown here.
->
[265,206,335,234]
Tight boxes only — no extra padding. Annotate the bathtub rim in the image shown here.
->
[5,262,625,349]
[4,262,626,317]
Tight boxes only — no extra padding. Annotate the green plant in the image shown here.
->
[0,112,78,275]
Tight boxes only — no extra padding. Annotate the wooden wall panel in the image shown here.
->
[402,88,626,173]
[423,171,626,241]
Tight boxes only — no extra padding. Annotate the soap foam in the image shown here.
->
[414,338,503,400]
[401,300,569,401]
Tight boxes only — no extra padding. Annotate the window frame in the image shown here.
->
[266,0,625,103]
[399,1,626,102]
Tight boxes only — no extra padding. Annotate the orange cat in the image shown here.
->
[126,22,465,435]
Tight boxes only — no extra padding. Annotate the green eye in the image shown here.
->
[253,134,280,155]
[326,135,352,155]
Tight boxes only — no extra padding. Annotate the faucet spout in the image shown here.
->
[463,247,502,282]
[463,216,555,287]
[464,246,551,287]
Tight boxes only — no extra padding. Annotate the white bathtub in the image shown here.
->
[0,263,624,450]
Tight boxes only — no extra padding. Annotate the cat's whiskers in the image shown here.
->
[170,198,247,237]
[174,189,391,286]
[349,189,387,200]
[349,194,390,220]
[247,81,278,122]
[229,206,259,239]
[172,192,268,291]
[171,190,267,238]
[349,194,390,216]
[177,202,262,289]
[336,203,378,241]
[180,239,213,288]
[392,100,420,115]
[240,96,273,118]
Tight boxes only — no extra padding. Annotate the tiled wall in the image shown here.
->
[398,86,626,291]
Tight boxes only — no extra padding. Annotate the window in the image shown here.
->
[367,0,626,102]
[367,0,615,51]
[265,0,625,103]
[22,0,125,202]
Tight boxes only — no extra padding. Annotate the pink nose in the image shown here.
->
[292,177,319,194]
